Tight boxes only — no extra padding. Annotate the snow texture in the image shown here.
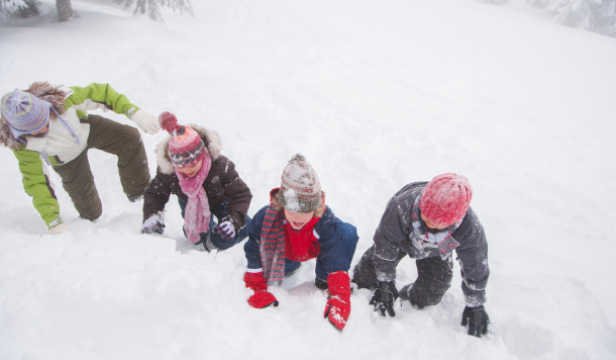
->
[0,0,28,20]
[143,211,164,228]
[282,188,302,213]
[1,0,615,359]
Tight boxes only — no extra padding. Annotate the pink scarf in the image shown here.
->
[176,154,212,244]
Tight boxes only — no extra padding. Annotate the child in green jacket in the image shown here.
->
[0,82,159,235]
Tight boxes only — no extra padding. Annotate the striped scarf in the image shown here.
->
[260,203,287,286]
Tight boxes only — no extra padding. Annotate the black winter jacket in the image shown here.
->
[372,182,489,306]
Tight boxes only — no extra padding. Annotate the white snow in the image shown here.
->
[1,0,615,359]
[282,188,302,213]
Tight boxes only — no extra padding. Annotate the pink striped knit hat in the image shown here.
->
[159,111,206,168]
[420,173,473,228]
[276,154,322,213]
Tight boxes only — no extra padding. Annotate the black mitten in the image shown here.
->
[461,305,490,337]
[369,281,399,317]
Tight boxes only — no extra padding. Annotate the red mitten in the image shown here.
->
[323,271,351,330]
[244,271,279,309]
[244,271,268,291]
[248,291,279,308]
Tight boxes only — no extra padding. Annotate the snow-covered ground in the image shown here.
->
[1,0,615,359]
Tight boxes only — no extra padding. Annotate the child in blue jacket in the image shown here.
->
[242,154,358,331]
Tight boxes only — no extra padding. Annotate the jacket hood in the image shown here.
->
[0,82,67,150]
[155,124,222,174]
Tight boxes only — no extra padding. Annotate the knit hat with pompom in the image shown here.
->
[276,153,322,213]
[420,173,473,228]
[1,89,52,139]
[159,111,206,168]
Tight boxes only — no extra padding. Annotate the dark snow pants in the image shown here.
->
[179,198,252,251]
[352,245,453,309]
[52,115,150,221]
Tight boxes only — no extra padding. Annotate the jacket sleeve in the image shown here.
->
[244,206,267,270]
[454,208,490,307]
[12,148,62,229]
[371,193,414,282]
[219,158,252,230]
[314,207,354,278]
[142,169,172,222]
[66,83,140,119]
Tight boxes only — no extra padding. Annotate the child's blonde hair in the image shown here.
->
[273,191,326,218]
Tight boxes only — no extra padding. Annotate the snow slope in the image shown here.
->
[1,0,615,359]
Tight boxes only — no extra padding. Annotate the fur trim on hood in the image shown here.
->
[0,82,67,150]
[155,124,222,175]
[24,82,67,114]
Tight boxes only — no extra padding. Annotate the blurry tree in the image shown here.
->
[0,0,75,21]
[475,0,509,4]
[529,0,616,37]
[111,0,193,22]
[527,0,550,7]
[0,0,39,20]
[2,0,191,22]
[56,0,74,21]
[474,0,615,38]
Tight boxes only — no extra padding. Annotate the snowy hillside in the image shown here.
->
[1,0,615,359]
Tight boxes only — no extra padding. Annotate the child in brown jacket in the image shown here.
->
[141,112,252,252]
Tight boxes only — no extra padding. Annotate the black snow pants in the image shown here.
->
[352,245,453,309]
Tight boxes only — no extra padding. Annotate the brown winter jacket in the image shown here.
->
[142,124,252,231]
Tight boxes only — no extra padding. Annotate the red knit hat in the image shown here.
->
[419,173,473,228]
[159,111,206,168]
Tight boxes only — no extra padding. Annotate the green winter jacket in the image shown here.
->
[10,83,141,230]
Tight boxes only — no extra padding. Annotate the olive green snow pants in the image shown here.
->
[52,115,150,221]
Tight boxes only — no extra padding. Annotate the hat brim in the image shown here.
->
[276,188,322,213]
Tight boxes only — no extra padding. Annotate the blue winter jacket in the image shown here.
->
[244,205,356,281]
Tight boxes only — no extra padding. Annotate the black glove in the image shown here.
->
[461,305,490,337]
[369,281,399,317]
[141,221,165,235]
[213,216,236,241]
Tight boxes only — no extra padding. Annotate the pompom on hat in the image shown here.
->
[276,153,322,213]
[159,111,206,168]
[1,89,52,138]
[420,173,473,228]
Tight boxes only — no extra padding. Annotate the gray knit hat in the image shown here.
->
[276,153,322,213]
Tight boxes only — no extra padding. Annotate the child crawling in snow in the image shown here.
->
[242,154,358,330]
[141,112,252,252]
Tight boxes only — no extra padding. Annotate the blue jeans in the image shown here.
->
[179,198,251,250]
[284,220,359,281]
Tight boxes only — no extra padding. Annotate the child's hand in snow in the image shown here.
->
[213,217,236,240]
